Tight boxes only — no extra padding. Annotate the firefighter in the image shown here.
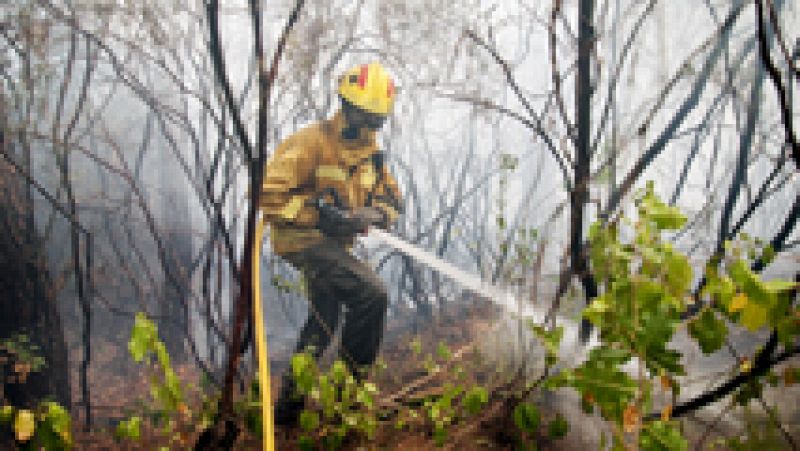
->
[260,62,402,425]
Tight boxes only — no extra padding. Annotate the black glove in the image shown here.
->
[317,204,385,237]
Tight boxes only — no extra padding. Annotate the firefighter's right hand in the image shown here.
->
[317,205,383,237]
[317,204,359,237]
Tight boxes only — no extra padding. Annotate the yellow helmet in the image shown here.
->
[337,62,395,115]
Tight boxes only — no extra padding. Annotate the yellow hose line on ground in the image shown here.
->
[253,215,275,451]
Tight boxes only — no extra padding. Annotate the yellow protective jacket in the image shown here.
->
[261,111,403,256]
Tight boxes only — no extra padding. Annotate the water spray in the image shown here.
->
[368,228,598,358]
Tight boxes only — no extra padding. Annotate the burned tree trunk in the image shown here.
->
[0,130,71,411]
[573,0,598,339]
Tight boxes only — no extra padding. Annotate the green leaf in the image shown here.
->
[436,342,451,361]
[42,401,71,445]
[13,409,35,443]
[547,414,569,439]
[128,336,147,363]
[356,385,375,409]
[530,324,563,354]
[433,422,449,446]
[663,250,692,297]
[727,293,748,314]
[0,405,14,424]
[639,420,687,451]
[115,416,142,441]
[410,337,422,355]
[331,360,348,385]
[583,294,612,326]
[513,402,540,434]
[244,404,262,438]
[164,369,183,407]
[767,371,779,387]
[650,207,686,230]
[645,348,685,376]
[589,223,630,283]
[531,323,564,366]
[463,386,488,416]
[299,410,319,433]
[761,279,798,294]
[298,434,314,451]
[153,383,175,412]
[566,347,637,420]
[688,308,728,354]
[129,312,157,362]
[761,245,776,265]
[704,274,736,312]
[639,183,687,230]
[154,341,170,368]
[734,379,763,406]
[728,260,772,307]
[361,415,378,439]
[363,382,378,394]
[318,375,336,418]
[776,312,800,347]
[291,352,315,394]
[740,302,769,332]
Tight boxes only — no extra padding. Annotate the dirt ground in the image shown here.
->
[67,297,799,450]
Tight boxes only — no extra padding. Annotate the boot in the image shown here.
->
[273,375,304,427]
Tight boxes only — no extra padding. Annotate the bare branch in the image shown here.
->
[757,0,799,169]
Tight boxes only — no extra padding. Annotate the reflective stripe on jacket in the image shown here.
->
[261,111,402,256]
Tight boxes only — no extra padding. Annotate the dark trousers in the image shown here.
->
[275,239,388,418]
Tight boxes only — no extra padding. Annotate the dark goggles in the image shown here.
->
[342,98,388,130]
[351,107,387,130]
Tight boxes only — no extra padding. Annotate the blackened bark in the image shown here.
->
[574,0,598,340]
[197,1,306,448]
[756,0,799,169]
[0,132,71,411]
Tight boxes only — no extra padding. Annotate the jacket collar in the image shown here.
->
[327,110,377,149]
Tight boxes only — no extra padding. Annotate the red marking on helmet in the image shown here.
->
[358,65,369,89]
[387,80,394,98]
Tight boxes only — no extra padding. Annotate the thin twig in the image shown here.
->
[464,29,572,190]
[756,0,799,168]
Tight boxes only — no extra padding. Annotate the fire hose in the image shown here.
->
[253,213,275,451]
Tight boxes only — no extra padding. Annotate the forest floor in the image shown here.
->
[68,299,529,449]
[67,297,800,450]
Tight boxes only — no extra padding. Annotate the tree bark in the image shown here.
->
[0,131,71,412]
[573,0,598,339]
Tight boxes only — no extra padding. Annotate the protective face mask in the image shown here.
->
[341,126,360,140]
